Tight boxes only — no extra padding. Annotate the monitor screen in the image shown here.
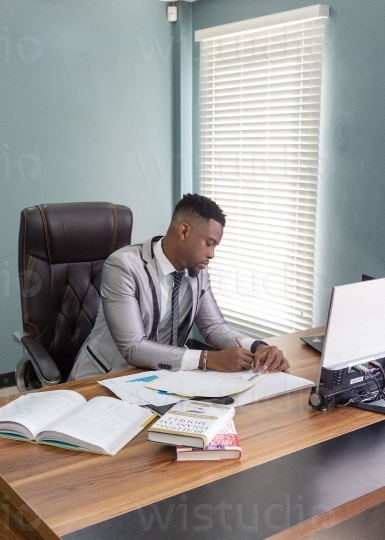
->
[320,278,385,371]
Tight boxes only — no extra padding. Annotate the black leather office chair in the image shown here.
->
[14,202,133,391]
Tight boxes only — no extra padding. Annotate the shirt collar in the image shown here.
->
[154,237,186,277]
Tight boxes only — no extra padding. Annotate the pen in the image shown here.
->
[248,372,261,382]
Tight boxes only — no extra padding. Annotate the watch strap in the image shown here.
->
[250,340,269,354]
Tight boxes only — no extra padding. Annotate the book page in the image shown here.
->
[37,396,154,454]
[0,390,86,439]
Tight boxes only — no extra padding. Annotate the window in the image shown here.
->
[196,5,329,337]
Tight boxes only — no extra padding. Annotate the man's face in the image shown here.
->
[179,218,223,277]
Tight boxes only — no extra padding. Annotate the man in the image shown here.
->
[69,194,289,380]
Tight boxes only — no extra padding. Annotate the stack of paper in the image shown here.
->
[100,369,314,410]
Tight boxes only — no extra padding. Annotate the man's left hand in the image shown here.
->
[253,344,290,373]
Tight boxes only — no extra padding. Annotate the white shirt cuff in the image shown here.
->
[239,337,255,351]
[181,348,201,370]
[180,338,256,371]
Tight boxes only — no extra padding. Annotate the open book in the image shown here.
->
[0,390,155,455]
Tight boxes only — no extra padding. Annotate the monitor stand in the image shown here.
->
[351,399,385,414]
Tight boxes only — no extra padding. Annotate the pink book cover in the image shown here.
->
[175,419,241,461]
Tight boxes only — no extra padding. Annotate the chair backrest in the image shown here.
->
[19,202,133,381]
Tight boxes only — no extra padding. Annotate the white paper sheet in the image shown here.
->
[100,369,314,408]
[144,369,267,397]
[231,372,314,406]
[99,371,180,406]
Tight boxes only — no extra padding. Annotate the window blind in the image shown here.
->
[196,6,328,337]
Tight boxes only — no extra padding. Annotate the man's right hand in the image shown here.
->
[199,347,254,372]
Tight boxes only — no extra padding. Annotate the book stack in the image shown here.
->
[147,400,241,461]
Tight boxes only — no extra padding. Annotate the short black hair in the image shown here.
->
[172,193,226,227]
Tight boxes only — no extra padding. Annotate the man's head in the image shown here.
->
[172,193,226,228]
[163,194,226,277]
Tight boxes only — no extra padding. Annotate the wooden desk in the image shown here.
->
[0,327,384,540]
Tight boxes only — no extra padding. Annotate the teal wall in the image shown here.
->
[1,0,385,374]
[0,0,176,373]
[191,0,385,326]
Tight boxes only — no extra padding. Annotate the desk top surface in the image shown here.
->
[0,327,383,539]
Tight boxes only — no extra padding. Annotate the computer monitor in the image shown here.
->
[309,278,385,410]
[302,275,377,354]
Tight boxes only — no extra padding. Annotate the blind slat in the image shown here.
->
[199,16,326,337]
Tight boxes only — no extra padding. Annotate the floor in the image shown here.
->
[305,501,385,539]
[0,386,19,398]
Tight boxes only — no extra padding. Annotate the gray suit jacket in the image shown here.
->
[69,237,249,380]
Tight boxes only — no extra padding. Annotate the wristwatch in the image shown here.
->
[250,340,269,354]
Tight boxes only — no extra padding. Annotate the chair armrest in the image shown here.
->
[13,331,28,344]
[20,335,61,385]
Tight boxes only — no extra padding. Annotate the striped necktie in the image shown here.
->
[169,271,184,346]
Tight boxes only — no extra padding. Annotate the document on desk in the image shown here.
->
[98,371,181,407]
[100,370,314,407]
[144,369,267,398]
[231,372,314,406]
[144,370,314,405]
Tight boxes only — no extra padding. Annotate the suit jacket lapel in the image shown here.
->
[142,237,203,344]
[141,238,162,340]
[142,238,162,300]
[185,273,200,331]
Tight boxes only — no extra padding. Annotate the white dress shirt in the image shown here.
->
[153,239,256,370]
[153,238,201,370]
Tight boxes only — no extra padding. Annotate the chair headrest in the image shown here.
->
[21,202,132,264]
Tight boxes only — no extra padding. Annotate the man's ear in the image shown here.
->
[178,222,190,241]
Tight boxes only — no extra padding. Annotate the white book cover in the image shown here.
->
[148,400,235,449]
